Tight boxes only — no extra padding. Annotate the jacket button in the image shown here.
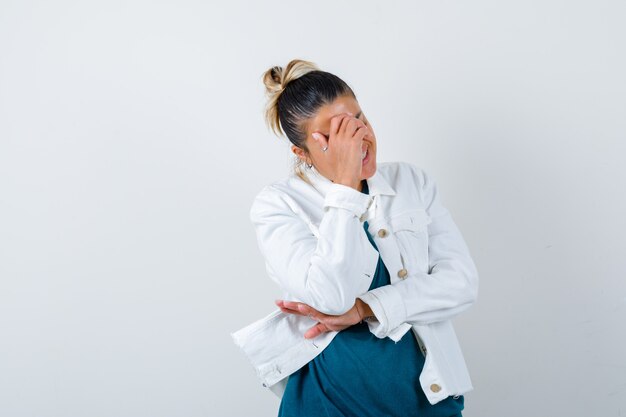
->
[430,383,441,393]
[397,268,408,278]
[377,229,388,238]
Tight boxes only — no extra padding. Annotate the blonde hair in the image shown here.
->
[261,59,355,182]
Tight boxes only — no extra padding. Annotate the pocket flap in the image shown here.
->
[389,209,432,232]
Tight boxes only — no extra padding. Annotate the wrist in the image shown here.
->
[355,298,376,322]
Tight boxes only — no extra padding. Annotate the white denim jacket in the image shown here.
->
[230,161,479,405]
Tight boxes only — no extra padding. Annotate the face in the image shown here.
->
[292,94,377,182]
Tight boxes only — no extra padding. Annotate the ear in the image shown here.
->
[291,145,307,162]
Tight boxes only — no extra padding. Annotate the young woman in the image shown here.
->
[232,59,479,417]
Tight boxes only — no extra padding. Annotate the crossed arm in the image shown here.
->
[250,181,380,316]
[250,164,479,340]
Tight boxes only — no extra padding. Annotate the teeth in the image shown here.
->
[361,149,367,160]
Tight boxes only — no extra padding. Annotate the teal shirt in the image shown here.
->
[277,179,465,417]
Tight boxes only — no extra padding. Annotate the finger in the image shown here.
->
[304,323,328,339]
[295,303,323,321]
[276,304,300,314]
[276,300,305,315]
[329,113,351,140]
[337,114,354,138]
[348,118,367,141]
[281,300,302,310]
[353,118,366,131]
[360,124,372,141]
[278,307,301,315]
[282,300,318,317]
[328,114,347,139]
[354,124,369,142]
[344,117,360,138]
[342,114,366,139]
[311,131,328,151]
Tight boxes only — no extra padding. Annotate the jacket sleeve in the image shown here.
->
[357,164,479,338]
[249,183,380,316]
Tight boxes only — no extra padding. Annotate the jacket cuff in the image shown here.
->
[323,183,373,218]
[357,284,408,340]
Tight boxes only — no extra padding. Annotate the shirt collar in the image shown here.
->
[304,164,396,198]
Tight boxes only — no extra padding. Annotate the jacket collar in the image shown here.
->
[305,165,396,198]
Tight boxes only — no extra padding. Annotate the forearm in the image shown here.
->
[355,298,376,321]
[358,211,479,338]
[251,183,380,316]
[302,204,380,314]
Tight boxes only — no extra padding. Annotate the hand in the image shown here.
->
[275,299,363,339]
[311,112,370,190]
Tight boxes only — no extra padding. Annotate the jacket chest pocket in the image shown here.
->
[389,209,432,275]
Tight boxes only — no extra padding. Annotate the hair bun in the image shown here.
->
[263,65,284,95]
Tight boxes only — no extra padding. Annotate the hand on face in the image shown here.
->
[311,112,371,190]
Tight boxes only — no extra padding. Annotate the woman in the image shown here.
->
[232,59,479,417]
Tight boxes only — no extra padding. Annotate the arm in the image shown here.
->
[357,164,479,338]
[250,182,380,316]
[355,298,376,321]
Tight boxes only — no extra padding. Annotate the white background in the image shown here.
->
[1,1,625,416]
